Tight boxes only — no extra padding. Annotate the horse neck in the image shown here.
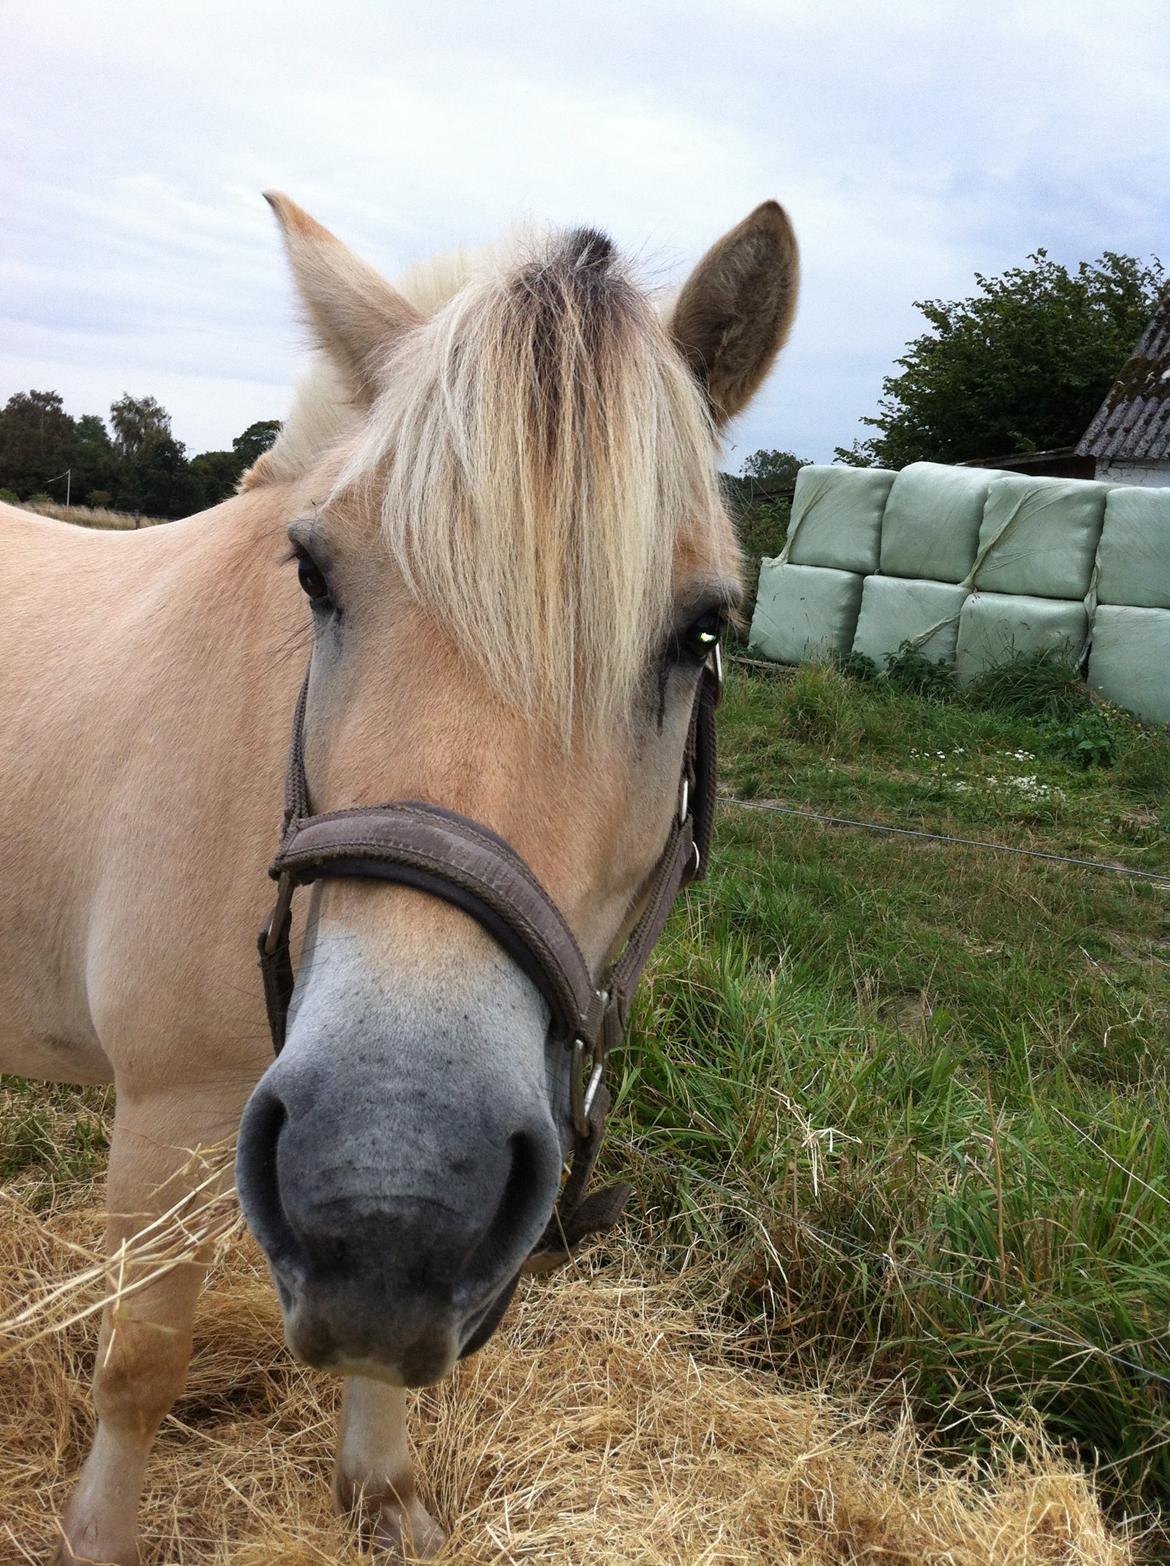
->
[91,480,311,829]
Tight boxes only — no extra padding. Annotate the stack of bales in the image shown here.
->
[748,461,1170,726]
[1088,488,1170,724]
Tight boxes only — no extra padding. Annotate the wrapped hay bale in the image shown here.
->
[1088,605,1170,726]
[1095,486,1170,609]
[852,576,967,667]
[785,464,895,575]
[955,592,1088,684]
[880,461,993,583]
[972,473,1110,599]
[748,559,864,665]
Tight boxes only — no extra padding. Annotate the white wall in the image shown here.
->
[1095,459,1170,488]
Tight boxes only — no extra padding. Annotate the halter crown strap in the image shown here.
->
[257,652,721,1269]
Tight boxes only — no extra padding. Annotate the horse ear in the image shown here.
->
[263,191,424,403]
[669,201,799,427]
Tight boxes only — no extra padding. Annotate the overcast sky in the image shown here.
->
[4,0,1168,471]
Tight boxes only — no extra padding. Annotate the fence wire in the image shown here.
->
[723,796,1170,887]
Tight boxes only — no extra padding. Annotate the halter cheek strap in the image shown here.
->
[258,647,722,1270]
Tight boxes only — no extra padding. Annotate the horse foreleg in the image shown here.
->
[334,1376,447,1559]
[56,1088,238,1566]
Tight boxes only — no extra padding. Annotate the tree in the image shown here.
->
[740,449,811,489]
[232,419,281,467]
[118,431,204,518]
[189,449,243,505]
[0,390,76,497]
[109,393,172,459]
[836,250,1166,468]
[0,392,283,518]
[189,419,282,505]
[66,414,116,505]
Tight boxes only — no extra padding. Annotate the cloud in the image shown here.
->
[3,0,1168,463]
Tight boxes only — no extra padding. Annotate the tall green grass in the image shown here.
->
[609,662,1170,1521]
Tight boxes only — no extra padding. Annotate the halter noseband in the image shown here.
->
[257,646,722,1271]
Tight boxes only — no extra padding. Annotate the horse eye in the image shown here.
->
[296,554,330,604]
[679,609,725,661]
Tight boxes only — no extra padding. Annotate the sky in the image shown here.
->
[3,0,1169,471]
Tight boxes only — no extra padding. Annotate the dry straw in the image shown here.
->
[0,1155,1131,1566]
[19,500,162,530]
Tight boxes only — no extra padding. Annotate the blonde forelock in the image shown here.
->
[335,230,731,737]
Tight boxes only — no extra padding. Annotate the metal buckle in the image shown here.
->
[678,776,690,824]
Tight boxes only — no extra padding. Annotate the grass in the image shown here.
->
[2,654,1168,1553]
[604,660,1170,1529]
[0,1080,111,1206]
[14,499,164,529]
[719,657,1170,873]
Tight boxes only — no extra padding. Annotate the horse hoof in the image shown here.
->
[53,1529,138,1566]
[372,1496,447,1560]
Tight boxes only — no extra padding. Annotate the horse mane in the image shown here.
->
[253,229,732,733]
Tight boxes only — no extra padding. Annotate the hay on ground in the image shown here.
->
[0,1184,1132,1565]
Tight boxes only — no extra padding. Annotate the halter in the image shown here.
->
[258,645,722,1271]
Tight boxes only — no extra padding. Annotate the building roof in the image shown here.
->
[959,447,1095,480]
[1077,297,1170,461]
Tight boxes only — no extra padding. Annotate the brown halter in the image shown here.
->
[258,646,722,1271]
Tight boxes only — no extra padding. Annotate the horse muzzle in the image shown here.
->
[235,940,566,1384]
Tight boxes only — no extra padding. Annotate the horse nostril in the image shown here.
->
[236,1084,306,1286]
[463,1128,548,1284]
[501,1131,540,1232]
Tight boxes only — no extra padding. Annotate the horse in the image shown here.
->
[0,190,798,1561]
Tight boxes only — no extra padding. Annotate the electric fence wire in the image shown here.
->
[723,797,1170,887]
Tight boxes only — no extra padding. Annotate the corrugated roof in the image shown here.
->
[1077,297,1170,461]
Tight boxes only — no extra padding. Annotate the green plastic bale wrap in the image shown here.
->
[955,592,1088,684]
[784,465,895,574]
[1088,605,1170,726]
[748,560,864,665]
[972,473,1110,599]
[851,576,967,668]
[1095,487,1170,609]
[879,462,992,583]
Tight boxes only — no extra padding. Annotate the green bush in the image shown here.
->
[833,650,880,684]
[1044,710,1119,769]
[0,487,18,505]
[964,650,1089,722]
[885,642,957,702]
[24,492,53,508]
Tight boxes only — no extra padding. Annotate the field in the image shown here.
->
[3,655,1168,1560]
[13,499,164,529]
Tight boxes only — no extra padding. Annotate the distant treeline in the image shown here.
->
[0,390,281,519]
